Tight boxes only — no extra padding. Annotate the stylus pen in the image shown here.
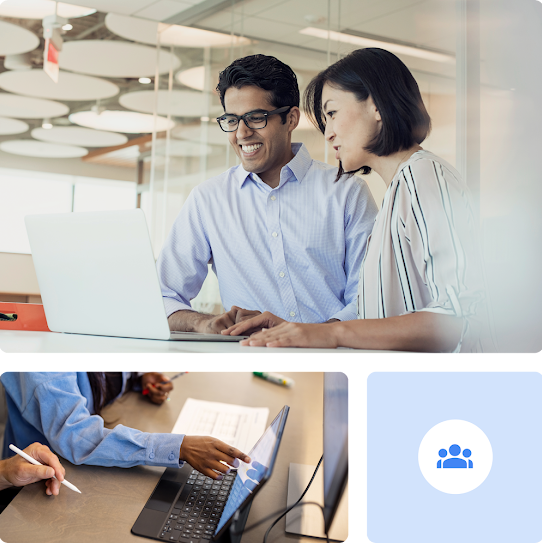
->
[142,372,188,395]
[8,444,82,494]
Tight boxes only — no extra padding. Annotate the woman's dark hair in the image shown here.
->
[87,372,138,416]
[304,47,431,177]
[216,54,299,124]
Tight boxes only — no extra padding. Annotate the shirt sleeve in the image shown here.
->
[156,188,212,317]
[329,178,378,321]
[402,159,486,350]
[22,374,185,468]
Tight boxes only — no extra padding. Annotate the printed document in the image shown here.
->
[171,398,269,452]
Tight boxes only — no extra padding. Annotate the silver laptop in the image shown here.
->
[24,209,248,342]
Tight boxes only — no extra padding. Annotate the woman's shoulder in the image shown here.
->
[398,149,472,206]
[398,150,466,191]
[394,150,476,220]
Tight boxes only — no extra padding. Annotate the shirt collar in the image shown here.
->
[235,143,312,189]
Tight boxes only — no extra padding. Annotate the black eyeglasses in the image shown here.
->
[216,106,293,132]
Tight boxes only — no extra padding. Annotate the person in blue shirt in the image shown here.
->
[157,54,378,335]
[1,372,250,481]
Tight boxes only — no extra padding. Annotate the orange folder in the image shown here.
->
[0,302,50,332]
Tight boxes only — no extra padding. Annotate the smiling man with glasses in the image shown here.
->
[156,54,378,335]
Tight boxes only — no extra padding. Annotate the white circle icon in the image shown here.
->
[418,419,493,494]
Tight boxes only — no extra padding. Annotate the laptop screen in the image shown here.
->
[213,406,288,538]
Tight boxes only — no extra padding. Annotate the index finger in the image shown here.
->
[30,444,65,482]
[221,315,262,336]
[211,312,236,332]
[215,442,251,465]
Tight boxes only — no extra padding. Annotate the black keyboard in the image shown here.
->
[159,468,237,542]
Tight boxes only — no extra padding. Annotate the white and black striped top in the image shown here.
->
[357,150,488,352]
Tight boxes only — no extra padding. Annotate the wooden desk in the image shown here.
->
[0,372,326,543]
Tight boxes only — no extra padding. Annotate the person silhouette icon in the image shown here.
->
[463,448,473,468]
[436,445,474,468]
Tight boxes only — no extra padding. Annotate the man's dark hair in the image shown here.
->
[216,54,299,124]
[304,48,431,176]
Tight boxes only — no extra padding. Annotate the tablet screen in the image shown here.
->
[214,407,287,536]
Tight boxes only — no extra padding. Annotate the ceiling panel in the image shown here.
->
[54,0,157,15]
[134,0,194,21]
[347,0,456,49]
[241,0,365,29]
[198,0,289,20]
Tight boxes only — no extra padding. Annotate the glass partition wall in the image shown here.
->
[142,0,459,316]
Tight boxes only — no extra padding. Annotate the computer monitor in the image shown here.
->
[323,372,348,533]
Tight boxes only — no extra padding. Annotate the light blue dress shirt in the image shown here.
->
[157,143,378,323]
[1,372,185,468]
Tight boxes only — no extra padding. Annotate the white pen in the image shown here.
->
[9,444,82,494]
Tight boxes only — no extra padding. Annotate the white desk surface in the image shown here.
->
[0,330,389,353]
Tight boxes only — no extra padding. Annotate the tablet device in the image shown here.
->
[132,405,290,542]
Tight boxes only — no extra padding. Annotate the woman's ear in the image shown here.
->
[368,96,381,122]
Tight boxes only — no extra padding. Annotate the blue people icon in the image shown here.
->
[437,445,473,468]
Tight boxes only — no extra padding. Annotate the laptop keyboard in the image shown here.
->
[159,468,237,542]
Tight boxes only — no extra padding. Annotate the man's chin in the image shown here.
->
[240,159,264,174]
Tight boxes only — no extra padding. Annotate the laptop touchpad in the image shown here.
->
[145,479,180,512]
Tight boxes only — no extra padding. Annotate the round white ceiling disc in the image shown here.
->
[4,53,33,70]
[176,67,205,91]
[31,126,128,147]
[105,13,250,48]
[104,13,160,47]
[69,110,175,134]
[0,70,119,102]
[0,116,29,135]
[59,40,181,78]
[0,0,96,19]
[0,139,88,158]
[0,94,69,119]
[119,90,222,118]
[0,21,40,56]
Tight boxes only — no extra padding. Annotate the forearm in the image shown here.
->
[167,310,214,333]
[330,312,463,352]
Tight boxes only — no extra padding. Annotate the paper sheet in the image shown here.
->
[171,398,269,453]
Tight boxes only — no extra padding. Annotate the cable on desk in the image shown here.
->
[229,455,329,543]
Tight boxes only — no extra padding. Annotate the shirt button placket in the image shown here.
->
[267,184,299,321]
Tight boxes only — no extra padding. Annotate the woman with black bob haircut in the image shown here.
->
[237,48,489,352]
[305,47,431,179]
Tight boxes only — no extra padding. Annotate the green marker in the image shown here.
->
[253,372,294,387]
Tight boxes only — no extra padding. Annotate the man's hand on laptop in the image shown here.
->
[179,436,251,480]
[202,305,262,334]
[168,306,261,334]
[221,311,286,337]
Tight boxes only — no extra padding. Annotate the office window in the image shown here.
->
[73,178,136,212]
[0,168,136,255]
[0,170,72,254]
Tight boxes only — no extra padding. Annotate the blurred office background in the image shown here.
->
[0,0,540,351]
